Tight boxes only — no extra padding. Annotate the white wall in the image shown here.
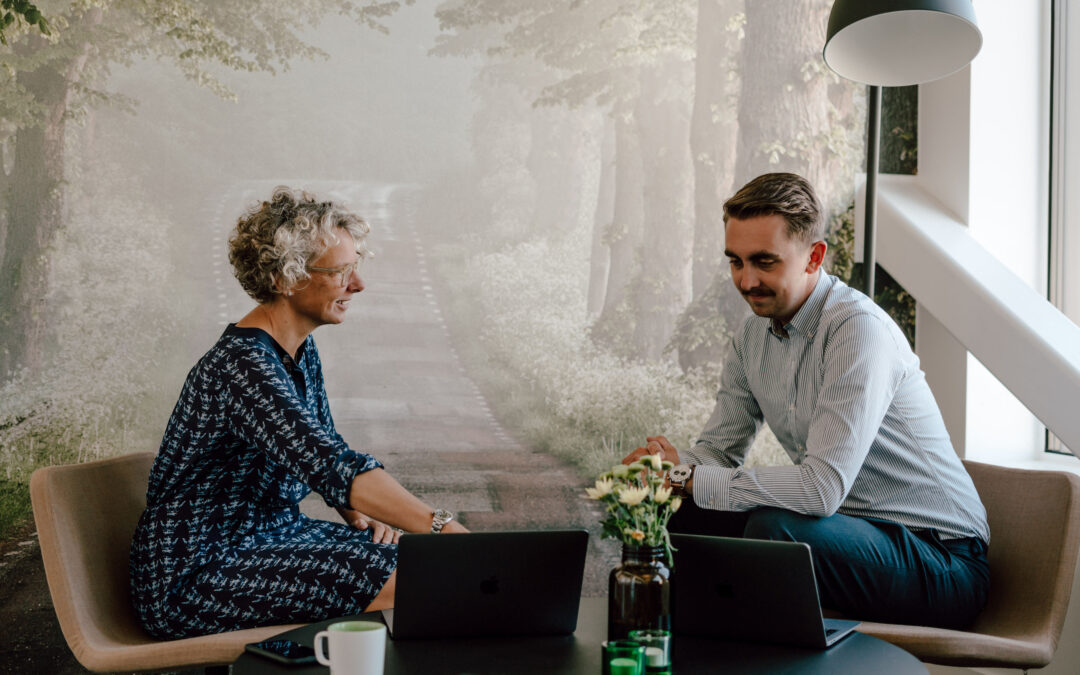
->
[964,0,1049,464]
[907,0,1080,468]
[876,0,1080,672]
[912,0,1050,465]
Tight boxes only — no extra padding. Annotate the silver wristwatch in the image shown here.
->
[668,464,696,498]
[431,508,454,533]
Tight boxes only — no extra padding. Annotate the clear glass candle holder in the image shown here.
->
[628,629,672,674]
[601,639,646,675]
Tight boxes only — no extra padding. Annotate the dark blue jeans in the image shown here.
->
[669,502,989,629]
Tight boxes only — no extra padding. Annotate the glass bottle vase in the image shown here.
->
[607,543,672,641]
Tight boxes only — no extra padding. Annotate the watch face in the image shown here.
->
[669,465,692,483]
[431,508,453,533]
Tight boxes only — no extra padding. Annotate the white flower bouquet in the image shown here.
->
[585,453,682,565]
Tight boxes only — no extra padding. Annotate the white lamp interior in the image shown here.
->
[824,10,982,86]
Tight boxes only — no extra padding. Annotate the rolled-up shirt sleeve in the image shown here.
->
[224,350,382,509]
[688,312,904,517]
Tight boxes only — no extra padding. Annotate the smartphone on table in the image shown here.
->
[244,638,317,666]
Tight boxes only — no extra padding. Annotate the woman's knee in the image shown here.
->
[364,569,396,612]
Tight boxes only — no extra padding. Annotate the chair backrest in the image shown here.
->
[963,459,1080,653]
[30,452,158,657]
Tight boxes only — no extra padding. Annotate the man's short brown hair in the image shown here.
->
[723,173,823,244]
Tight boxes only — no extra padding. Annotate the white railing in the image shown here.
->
[866,174,1080,457]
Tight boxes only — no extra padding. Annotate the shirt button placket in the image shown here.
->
[788,346,798,426]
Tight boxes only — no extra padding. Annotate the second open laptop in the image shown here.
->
[382,529,589,639]
[671,533,860,649]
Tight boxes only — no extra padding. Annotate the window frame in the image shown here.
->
[1048,0,1079,456]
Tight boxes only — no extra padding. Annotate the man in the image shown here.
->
[623,173,988,628]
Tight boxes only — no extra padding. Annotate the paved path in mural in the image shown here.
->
[211,180,613,588]
[0,180,613,674]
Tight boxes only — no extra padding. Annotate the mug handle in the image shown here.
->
[314,630,331,666]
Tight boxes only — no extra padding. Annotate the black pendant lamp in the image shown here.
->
[823,0,982,296]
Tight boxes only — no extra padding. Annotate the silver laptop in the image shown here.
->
[382,529,588,639]
[671,534,860,649]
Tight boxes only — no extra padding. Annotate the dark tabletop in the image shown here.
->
[233,597,927,674]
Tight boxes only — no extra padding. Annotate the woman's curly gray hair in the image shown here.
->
[229,186,370,304]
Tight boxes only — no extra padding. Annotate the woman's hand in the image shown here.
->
[337,506,401,544]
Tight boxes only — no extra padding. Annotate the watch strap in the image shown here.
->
[431,508,453,533]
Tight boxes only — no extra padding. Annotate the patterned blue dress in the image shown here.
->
[130,324,396,639]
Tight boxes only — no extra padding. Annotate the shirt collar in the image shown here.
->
[226,323,308,366]
[770,272,832,340]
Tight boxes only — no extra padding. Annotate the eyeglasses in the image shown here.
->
[306,257,364,287]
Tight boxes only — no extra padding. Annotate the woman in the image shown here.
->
[130,186,465,639]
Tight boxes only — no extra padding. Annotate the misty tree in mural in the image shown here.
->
[673,0,866,371]
[0,0,406,379]
[435,0,862,370]
[435,0,700,361]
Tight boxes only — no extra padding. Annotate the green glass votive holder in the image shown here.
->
[628,629,672,674]
[601,640,646,675]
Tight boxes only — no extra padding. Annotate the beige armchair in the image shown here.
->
[30,451,302,673]
[856,459,1080,671]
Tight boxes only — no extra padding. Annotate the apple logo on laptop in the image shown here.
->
[480,576,500,595]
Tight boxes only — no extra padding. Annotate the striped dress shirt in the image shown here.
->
[684,273,989,542]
